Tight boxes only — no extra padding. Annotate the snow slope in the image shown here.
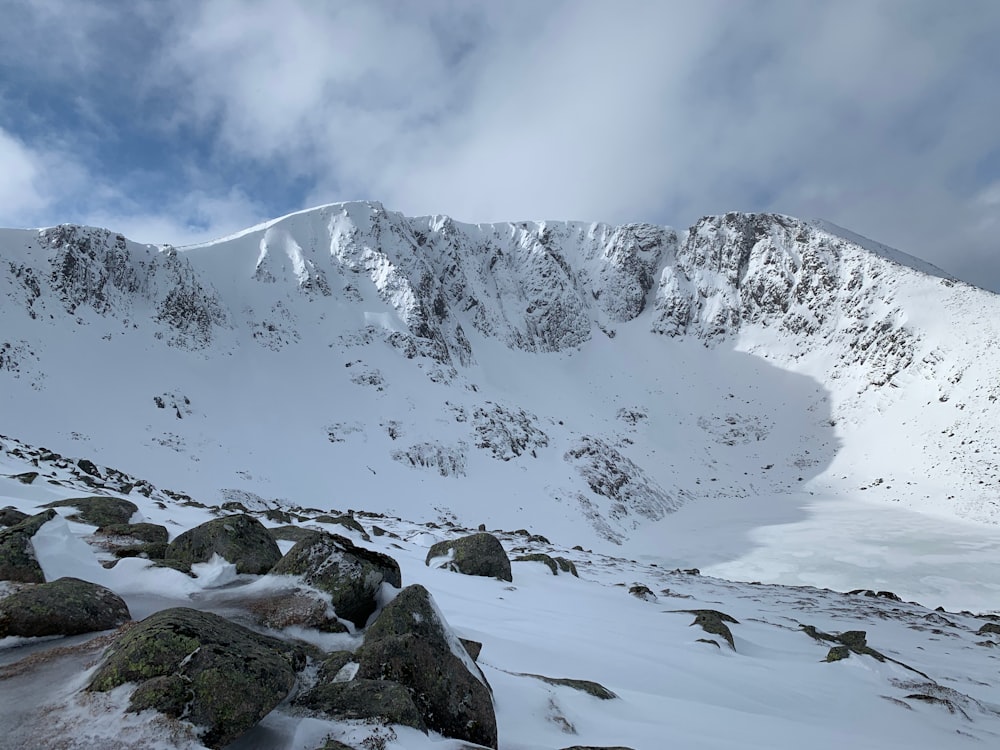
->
[2,203,1000,610]
[1,449,998,750]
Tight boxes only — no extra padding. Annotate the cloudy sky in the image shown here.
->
[1,0,998,288]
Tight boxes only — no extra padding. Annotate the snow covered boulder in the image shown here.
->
[425,532,512,582]
[0,576,130,637]
[42,495,138,526]
[513,553,579,577]
[0,508,56,583]
[164,513,281,574]
[357,584,497,748]
[270,531,401,628]
[88,607,308,749]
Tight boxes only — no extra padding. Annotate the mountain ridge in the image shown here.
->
[1,202,998,581]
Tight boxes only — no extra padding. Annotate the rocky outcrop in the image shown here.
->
[270,532,401,628]
[165,513,281,574]
[357,584,497,748]
[43,496,138,526]
[88,607,307,749]
[0,577,130,637]
[0,509,56,583]
[425,532,512,582]
[564,437,680,542]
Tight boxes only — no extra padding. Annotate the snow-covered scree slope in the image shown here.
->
[1,451,999,750]
[2,203,1000,607]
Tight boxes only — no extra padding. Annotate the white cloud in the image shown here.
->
[2,0,999,286]
[0,129,47,222]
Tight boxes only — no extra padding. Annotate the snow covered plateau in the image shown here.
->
[1,202,999,748]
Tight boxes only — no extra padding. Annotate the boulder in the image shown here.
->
[513,553,579,577]
[93,523,170,560]
[554,557,579,576]
[0,577,130,637]
[267,525,323,544]
[89,607,307,749]
[95,522,168,544]
[358,584,497,748]
[314,514,372,541]
[425,532,512,582]
[42,496,138,526]
[12,472,38,485]
[520,673,617,699]
[165,514,281,574]
[238,589,347,633]
[271,532,401,628]
[295,678,426,731]
[0,506,28,527]
[0,509,56,583]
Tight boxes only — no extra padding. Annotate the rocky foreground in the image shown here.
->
[1,436,1000,749]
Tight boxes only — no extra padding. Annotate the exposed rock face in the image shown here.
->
[43,496,138,526]
[270,532,401,628]
[564,437,681,544]
[165,513,281,574]
[88,607,307,749]
[425,532,512,582]
[651,212,930,388]
[0,576,130,637]
[357,584,497,748]
[0,509,56,583]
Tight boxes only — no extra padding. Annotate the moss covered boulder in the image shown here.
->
[0,509,56,583]
[165,514,281,574]
[0,506,29,527]
[0,576,130,637]
[93,523,170,560]
[425,532,512,582]
[295,678,426,731]
[43,496,138,526]
[267,525,324,544]
[88,607,307,749]
[357,584,497,748]
[271,532,401,628]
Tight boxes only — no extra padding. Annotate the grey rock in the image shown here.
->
[271,532,401,628]
[43,496,138,527]
[0,509,57,583]
[88,607,307,749]
[0,506,29,527]
[267,525,324,544]
[165,513,281,574]
[425,532,512,582]
[358,584,496,748]
[295,678,426,731]
[0,576,130,637]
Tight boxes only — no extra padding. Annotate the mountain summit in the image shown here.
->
[1,202,998,561]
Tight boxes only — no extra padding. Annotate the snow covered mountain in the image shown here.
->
[2,202,1000,605]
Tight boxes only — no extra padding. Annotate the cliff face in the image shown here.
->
[1,202,998,545]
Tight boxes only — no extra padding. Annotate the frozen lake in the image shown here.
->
[634,490,1000,614]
